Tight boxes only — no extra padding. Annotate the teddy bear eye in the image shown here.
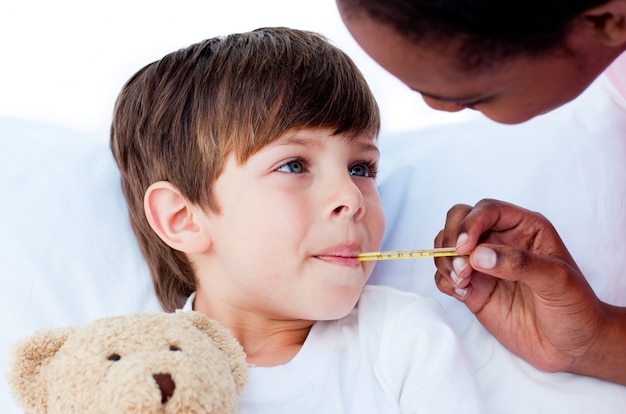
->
[107,353,121,361]
[169,345,181,352]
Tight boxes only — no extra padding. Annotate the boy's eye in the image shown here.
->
[350,161,377,178]
[277,159,305,173]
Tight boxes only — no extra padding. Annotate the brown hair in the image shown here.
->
[110,27,380,311]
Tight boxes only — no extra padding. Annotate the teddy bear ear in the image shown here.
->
[176,310,249,392]
[7,326,75,413]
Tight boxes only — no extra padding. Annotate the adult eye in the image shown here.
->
[458,99,482,109]
[456,96,491,109]
[277,159,306,173]
[350,161,378,178]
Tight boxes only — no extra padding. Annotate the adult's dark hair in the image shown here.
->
[338,0,610,68]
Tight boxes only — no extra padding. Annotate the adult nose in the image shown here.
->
[421,95,466,112]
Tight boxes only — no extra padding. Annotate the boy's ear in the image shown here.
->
[583,1,626,46]
[144,181,212,253]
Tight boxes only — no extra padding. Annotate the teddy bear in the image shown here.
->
[7,310,248,414]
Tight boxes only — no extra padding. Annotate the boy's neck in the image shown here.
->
[194,291,313,366]
[237,326,311,367]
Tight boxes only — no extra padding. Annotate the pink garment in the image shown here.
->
[605,53,626,101]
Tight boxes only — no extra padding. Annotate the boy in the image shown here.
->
[110,27,482,412]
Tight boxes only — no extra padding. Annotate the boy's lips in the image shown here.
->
[314,245,362,267]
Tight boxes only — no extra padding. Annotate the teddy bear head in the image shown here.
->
[8,311,248,414]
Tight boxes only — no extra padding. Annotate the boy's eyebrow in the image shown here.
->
[358,141,380,154]
[278,135,323,148]
[279,134,380,154]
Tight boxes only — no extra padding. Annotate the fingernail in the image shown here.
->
[454,287,468,298]
[456,233,469,248]
[452,256,468,275]
[473,246,497,269]
[450,270,463,286]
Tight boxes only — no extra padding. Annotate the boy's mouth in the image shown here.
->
[314,244,362,267]
[314,254,360,267]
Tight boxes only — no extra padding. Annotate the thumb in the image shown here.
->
[468,244,572,297]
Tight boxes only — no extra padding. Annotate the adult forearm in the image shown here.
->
[569,302,626,386]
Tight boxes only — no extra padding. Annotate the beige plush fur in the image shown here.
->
[7,311,248,413]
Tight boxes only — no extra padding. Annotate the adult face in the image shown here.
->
[339,10,599,124]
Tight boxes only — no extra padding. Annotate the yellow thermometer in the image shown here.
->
[357,247,460,262]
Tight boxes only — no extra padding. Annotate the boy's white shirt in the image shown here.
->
[183,284,483,413]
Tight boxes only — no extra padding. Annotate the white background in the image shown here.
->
[0,0,475,137]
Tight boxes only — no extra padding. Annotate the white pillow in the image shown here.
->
[0,117,161,413]
[372,73,626,412]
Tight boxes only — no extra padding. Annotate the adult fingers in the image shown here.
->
[435,204,474,283]
[454,199,536,255]
[434,269,471,300]
[468,242,581,298]
[438,203,473,249]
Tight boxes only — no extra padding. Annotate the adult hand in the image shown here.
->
[434,199,626,385]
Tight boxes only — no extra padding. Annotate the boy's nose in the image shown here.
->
[329,176,365,220]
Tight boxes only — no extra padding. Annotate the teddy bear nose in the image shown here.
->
[153,373,176,403]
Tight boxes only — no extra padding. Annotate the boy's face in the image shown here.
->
[196,128,384,322]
